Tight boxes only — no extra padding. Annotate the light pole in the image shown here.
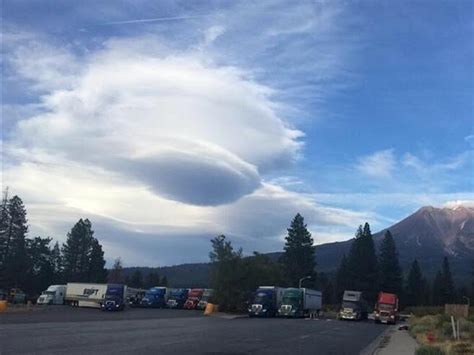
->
[299,276,312,288]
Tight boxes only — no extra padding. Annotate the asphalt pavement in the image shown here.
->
[0,307,387,354]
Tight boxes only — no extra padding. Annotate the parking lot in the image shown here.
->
[0,306,388,354]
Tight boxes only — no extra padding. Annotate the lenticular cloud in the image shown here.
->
[9,39,302,206]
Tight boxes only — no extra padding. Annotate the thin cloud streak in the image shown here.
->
[102,15,212,25]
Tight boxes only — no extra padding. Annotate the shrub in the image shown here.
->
[415,345,445,355]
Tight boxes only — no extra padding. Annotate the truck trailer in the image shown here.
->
[196,289,214,310]
[278,288,322,318]
[374,292,399,324]
[248,286,286,317]
[339,290,368,321]
[140,287,169,308]
[184,288,204,310]
[65,283,126,310]
[37,285,67,305]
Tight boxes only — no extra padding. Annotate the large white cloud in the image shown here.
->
[8,38,302,206]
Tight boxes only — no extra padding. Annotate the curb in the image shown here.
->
[360,325,394,355]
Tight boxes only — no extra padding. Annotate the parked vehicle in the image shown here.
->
[101,284,127,311]
[9,288,26,304]
[0,289,7,301]
[248,286,285,317]
[140,287,169,308]
[65,283,108,308]
[278,288,322,318]
[127,288,146,307]
[196,289,214,310]
[166,288,189,309]
[183,288,204,310]
[37,285,67,305]
[339,290,368,321]
[374,292,399,324]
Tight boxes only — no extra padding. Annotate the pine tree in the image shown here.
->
[50,241,63,284]
[25,237,54,294]
[145,271,161,288]
[432,271,443,305]
[347,223,378,303]
[3,196,29,288]
[281,214,316,287]
[405,259,424,306]
[160,276,168,287]
[335,254,350,301]
[378,230,403,295]
[209,235,245,312]
[108,258,124,283]
[130,269,143,288]
[88,238,107,283]
[441,257,455,304]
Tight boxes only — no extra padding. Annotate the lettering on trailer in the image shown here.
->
[82,288,99,297]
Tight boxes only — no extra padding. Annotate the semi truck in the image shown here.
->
[183,288,204,310]
[101,284,127,311]
[278,288,322,318]
[37,285,67,305]
[140,287,169,308]
[166,288,189,309]
[339,290,368,321]
[374,292,399,324]
[196,289,214,310]
[248,286,285,317]
[65,283,127,310]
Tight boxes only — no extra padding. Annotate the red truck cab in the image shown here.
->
[374,292,399,324]
[183,289,204,310]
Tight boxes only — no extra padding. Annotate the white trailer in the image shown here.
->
[37,285,67,305]
[65,283,107,308]
[301,288,322,314]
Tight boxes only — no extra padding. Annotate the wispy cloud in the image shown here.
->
[357,149,396,179]
[102,15,212,26]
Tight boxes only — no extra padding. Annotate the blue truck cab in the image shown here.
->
[141,287,168,308]
[166,288,189,309]
[102,284,126,311]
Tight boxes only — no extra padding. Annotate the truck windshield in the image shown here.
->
[44,291,56,295]
[379,303,394,311]
[107,287,123,296]
[342,301,358,309]
[254,292,271,304]
[282,294,301,307]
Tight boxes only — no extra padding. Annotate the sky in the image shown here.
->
[2,0,473,266]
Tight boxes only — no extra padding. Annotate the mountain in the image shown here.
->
[124,204,474,286]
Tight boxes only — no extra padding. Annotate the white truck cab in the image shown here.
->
[37,285,67,305]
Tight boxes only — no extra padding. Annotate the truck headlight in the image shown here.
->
[262,309,267,312]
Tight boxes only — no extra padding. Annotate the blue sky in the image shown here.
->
[2,1,473,266]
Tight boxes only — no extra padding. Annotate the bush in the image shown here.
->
[405,307,444,317]
[415,345,445,355]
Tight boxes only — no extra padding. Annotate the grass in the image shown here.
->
[409,314,474,354]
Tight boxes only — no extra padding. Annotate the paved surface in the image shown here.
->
[375,325,418,355]
[0,307,387,354]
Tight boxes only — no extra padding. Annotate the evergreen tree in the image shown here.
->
[335,254,350,301]
[209,235,245,312]
[88,239,107,283]
[316,272,334,305]
[405,259,424,306]
[62,219,106,282]
[471,261,474,300]
[0,189,10,286]
[378,230,403,294]
[145,271,161,288]
[281,214,316,287]
[432,271,443,305]
[130,269,144,288]
[441,257,455,304]
[50,241,64,284]
[2,195,29,288]
[160,276,168,287]
[347,223,378,303]
[25,237,54,294]
[108,258,124,283]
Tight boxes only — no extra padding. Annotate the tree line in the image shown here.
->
[209,214,474,312]
[0,192,107,296]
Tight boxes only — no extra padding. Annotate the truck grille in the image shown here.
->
[281,305,292,313]
[251,304,263,313]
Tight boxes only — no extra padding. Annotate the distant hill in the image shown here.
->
[124,204,474,287]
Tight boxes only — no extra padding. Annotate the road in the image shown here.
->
[0,307,387,354]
